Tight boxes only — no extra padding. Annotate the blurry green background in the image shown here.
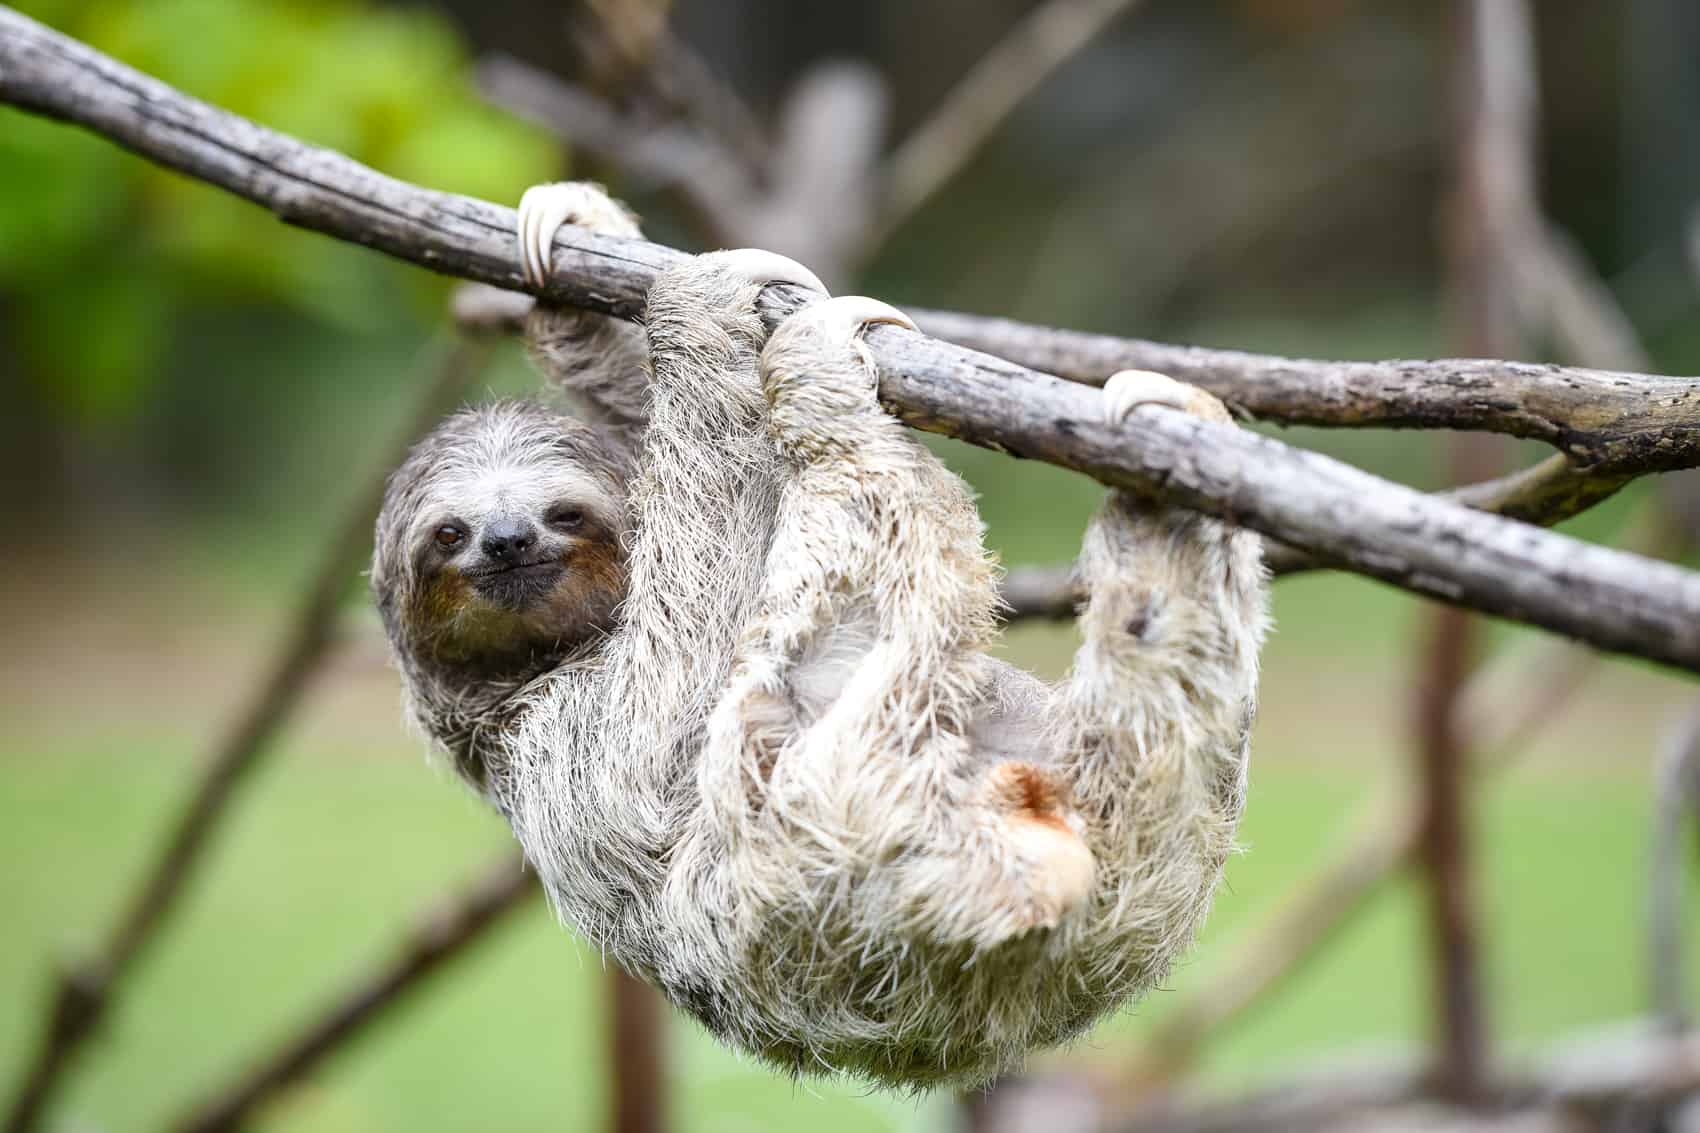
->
[2,1,1699,1130]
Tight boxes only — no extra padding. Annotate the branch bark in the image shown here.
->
[1001,452,1635,619]
[4,6,1700,672]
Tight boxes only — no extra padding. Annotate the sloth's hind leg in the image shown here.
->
[1050,369,1267,981]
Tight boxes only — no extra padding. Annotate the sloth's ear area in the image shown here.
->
[710,249,830,298]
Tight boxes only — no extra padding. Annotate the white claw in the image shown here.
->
[1102,369,1195,426]
[781,295,916,341]
[516,182,634,290]
[766,296,915,389]
[714,249,830,297]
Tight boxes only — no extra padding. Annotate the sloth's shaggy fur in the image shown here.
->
[372,184,1268,1088]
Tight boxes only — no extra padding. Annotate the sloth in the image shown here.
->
[371,183,1268,1088]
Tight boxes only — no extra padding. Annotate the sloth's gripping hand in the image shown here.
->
[517,182,653,432]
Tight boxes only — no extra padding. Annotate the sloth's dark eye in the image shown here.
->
[434,525,465,549]
[548,507,585,532]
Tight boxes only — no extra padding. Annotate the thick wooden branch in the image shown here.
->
[4,7,1700,672]
[1002,452,1634,619]
[869,322,1700,670]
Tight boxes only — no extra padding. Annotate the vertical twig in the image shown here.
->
[3,337,489,1133]
[608,968,667,1133]
[1410,591,1490,1102]
[174,856,536,1133]
[876,0,1148,243]
[1412,0,1548,1100]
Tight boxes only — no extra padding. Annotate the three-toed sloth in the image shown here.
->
[371,183,1268,1088]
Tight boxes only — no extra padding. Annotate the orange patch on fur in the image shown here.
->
[987,762,1075,834]
[985,762,1097,926]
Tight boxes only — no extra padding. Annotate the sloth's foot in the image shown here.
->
[1102,368,1231,426]
[517,181,642,289]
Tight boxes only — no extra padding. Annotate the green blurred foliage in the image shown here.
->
[0,0,559,421]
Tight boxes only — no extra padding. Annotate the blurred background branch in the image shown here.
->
[174,855,536,1133]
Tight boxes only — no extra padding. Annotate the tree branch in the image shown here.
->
[1114,1024,1700,1133]
[4,7,1700,672]
[909,308,1700,475]
[1003,452,1635,619]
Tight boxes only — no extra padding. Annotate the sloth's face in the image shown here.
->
[386,404,630,672]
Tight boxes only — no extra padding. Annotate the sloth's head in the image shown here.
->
[373,400,632,688]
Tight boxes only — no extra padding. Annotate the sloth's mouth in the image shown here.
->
[468,559,566,607]
[470,559,559,578]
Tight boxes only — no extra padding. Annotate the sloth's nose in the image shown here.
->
[482,518,538,562]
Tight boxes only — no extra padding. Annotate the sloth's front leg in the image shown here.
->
[601,250,829,777]
[699,297,1096,948]
[517,181,654,432]
[511,248,828,964]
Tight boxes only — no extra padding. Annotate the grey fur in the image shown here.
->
[371,184,1269,1089]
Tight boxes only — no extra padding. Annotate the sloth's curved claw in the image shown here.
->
[713,249,830,298]
[781,295,916,340]
[517,182,638,290]
[1102,368,1231,426]
[767,295,915,388]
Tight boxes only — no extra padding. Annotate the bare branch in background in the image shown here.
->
[876,0,1147,243]
[1,339,488,1133]
[752,60,889,285]
[1112,1024,1700,1133]
[477,53,751,244]
[486,50,889,287]
[642,29,773,180]
[491,0,1143,278]
[608,969,667,1133]
[1402,0,1545,1099]
[174,857,537,1133]
[909,308,1697,474]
